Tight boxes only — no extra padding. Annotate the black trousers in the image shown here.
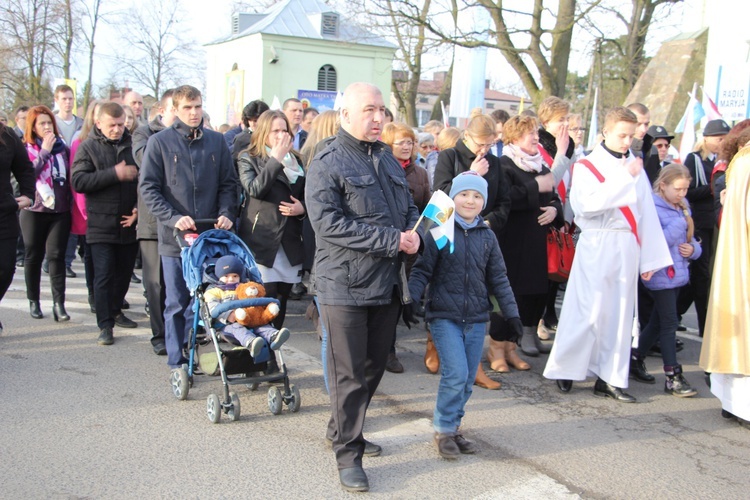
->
[0,237,18,302]
[264,281,292,329]
[20,210,71,303]
[89,241,138,329]
[321,294,400,470]
[140,239,165,344]
[677,227,712,335]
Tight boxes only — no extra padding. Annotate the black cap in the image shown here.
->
[703,119,730,137]
[647,125,674,141]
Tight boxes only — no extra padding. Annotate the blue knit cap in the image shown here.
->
[215,255,244,279]
[449,171,488,209]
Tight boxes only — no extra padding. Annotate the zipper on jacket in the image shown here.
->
[172,154,178,185]
[251,211,260,233]
[463,229,469,323]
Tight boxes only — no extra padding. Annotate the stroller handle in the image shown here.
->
[174,218,229,248]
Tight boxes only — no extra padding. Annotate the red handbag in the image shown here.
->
[547,225,575,282]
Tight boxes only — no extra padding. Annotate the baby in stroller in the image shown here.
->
[205,255,290,358]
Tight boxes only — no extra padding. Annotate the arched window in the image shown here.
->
[318,64,337,92]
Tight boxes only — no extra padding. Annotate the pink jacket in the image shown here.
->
[70,138,88,235]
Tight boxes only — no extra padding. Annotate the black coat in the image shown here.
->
[684,152,716,230]
[132,119,165,240]
[305,128,421,306]
[0,126,35,240]
[497,156,564,295]
[237,152,305,268]
[433,140,511,236]
[71,127,138,245]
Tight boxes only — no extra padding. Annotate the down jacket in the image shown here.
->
[643,194,702,291]
[305,128,420,306]
[408,220,520,324]
[71,126,138,245]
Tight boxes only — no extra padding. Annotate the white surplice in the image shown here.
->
[543,145,672,388]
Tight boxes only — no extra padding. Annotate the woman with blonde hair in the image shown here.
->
[486,114,563,370]
[237,110,305,339]
[300,110,339,167]
[122,105,138,134]
[433,112,511,390]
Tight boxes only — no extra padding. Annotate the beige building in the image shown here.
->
[204,0,395,125]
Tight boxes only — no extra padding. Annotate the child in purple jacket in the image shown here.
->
[630,164,701,397]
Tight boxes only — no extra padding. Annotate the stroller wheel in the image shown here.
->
[170,368,190,400]
[228,392,241,422]
[267,386,283,415]
[286,384,301,413]
[206,394,221,424]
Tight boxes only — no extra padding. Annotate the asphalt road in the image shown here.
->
[1,260,748,499]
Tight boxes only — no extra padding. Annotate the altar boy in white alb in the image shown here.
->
[543,106,672,402]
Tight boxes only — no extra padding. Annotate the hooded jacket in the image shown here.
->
[71,126,138,245]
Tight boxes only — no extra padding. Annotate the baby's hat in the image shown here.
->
[449,171,488,209]
[215,255,244,278]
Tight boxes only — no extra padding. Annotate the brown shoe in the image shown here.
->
[505,341,531,371]
[474,363,501,390]
[434,432,460,459]
[487,339,510,372]
[424,331,439,374]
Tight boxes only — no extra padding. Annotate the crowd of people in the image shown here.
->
[1,81,749,493]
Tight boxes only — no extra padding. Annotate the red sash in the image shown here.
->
[577,159,641,246]
[537,144,567,203]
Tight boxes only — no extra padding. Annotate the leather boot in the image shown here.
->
[29,300,43,319]
[424,331,439,374]
[504,341,530,370]
[520,326,540,356]
[53,302,70,322]
[486,339,509,372]
[474,363,501,390]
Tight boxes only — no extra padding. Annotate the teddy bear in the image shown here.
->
[233,281,280,328]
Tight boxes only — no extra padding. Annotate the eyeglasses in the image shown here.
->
[570,127,586,132]
[655,144,670,149]
[393,140,414,147]
[467,135,494,149]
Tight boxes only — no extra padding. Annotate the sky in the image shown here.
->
[69,0,693,107]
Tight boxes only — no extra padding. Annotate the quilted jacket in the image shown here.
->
[408,219,519,324]
[643,193,702,291]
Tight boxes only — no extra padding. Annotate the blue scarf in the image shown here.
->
[456,215,482,230]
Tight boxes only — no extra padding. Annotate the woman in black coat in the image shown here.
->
[489,115,564,366]
[237,110,305,331]
[0,120,35,332]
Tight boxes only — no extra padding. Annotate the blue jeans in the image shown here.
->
[429,319,486,434]
[636,287,679,367]
[162,256,194,368]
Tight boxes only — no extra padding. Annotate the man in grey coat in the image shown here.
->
[305,82,421,492]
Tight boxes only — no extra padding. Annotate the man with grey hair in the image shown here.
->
[306,82,421,492]
[124,90,146,125]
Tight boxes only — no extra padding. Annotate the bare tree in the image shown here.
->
[0,0,61,104]
[53,0,78,79]
[80,0,105,111]
[114,0,193,98]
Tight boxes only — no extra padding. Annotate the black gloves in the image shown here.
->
[507,317,523,344]
[402,302,419,329]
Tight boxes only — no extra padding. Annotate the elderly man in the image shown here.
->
[306,83,421,492]
[124,91,145,124]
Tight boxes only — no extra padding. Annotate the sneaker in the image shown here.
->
[247,337,264,358]
[665,373,697,398]
[114,313,137,328]
[269,327,290,350]
[97,327,114,345]
[453,434,478,454]
[66,266,77,278]
[385,352,404,373]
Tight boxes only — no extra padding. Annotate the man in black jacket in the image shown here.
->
[132,89,176,355]
[72,102,140,345]
[140,85,238,369]
[306,82,420,493]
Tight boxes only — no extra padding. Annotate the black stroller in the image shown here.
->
[169,221,301,423]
